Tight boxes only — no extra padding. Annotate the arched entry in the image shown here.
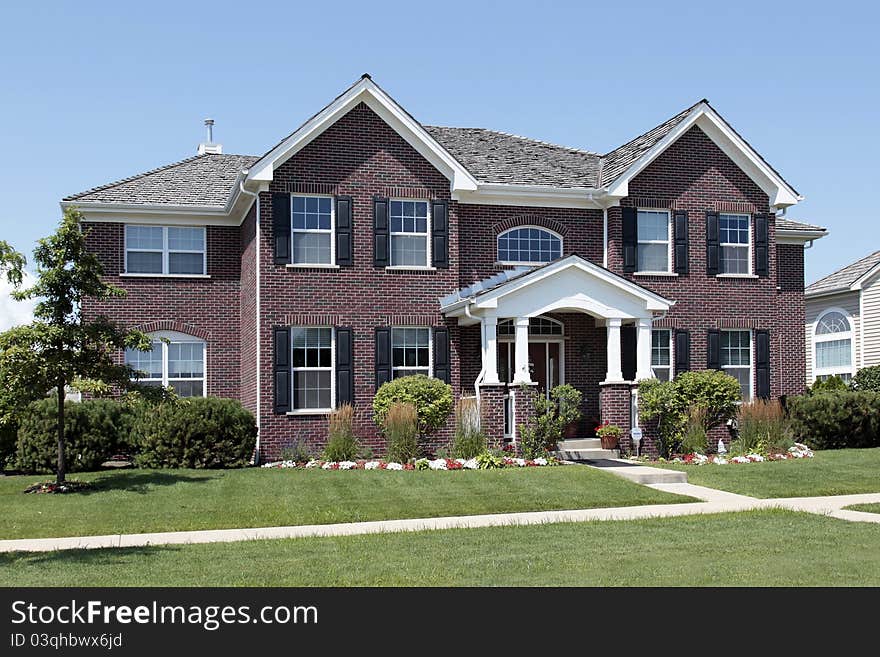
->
[497,316,564,394]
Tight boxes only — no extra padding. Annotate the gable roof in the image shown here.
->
[64,154,258,208]
[806,249,880,296]
[777,218,826,232]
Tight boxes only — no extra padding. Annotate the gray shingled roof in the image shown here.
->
[64,154,259,207]
[806,250,880,296]
[425,126,601,188]
[776,218,826,232]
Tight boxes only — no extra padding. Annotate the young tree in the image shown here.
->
[1,208,154,484]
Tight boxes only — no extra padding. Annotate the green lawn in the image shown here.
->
[656,448,880,498]
[844,504,880,514]
[3,510,879,586]
[0,465,692,540]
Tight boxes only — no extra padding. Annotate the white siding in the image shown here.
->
[863,273,880,368]
[805,291,860,383]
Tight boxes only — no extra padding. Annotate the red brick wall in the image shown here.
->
[81,221,243,400]
[239,204,258,414]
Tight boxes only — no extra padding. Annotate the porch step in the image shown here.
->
[558,438,602,450]
[556,448,619,461]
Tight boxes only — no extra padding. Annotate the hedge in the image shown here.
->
[787,391,880,450]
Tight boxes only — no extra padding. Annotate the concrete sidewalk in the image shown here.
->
[2,486,879,554]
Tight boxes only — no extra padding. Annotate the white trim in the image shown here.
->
[850,260,880,291]
[811,307,856,382]
[859,290,865,370]
[651,328,673,381]
[777,229,827,245]
[716,273,759,279]
[453,184,605,209]
[120,273,211,279]
[635,208,672,274]
[390,326,433,379]
[246,77,478,193]
[291,193,335,266]
[720,328,753,401]
[385,266,437,272]
[604,103,802,207]
[389,198,431,268]
[124,225,207,276]
[290,326,336,412]
[125,330,207,397]
[717,212,752,276]
[286,263,340,270]
[634,272,678,277]
[496,225,563,266]
[602,207,608,268]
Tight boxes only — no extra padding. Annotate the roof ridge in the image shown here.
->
[601,98,705,159]
[63,153,256,201]
[425,125,601,157]
[806,248,880,291]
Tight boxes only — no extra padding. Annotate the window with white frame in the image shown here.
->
[291,327,334,411]
[391,328,431,378]
[719,213,750,275]
[390,200,429,266]
[497,316,564,337]
[497,227,562,265]
[125,331,206,397]
[651,329,672,381]
[636,210,671,272]
[721,329,752,400]
[813,310,854,382]
[125,226,206,275]
[292,196,333,265]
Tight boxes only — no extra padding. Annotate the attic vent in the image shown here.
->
[198,118,223,155]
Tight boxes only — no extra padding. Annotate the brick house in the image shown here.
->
[66,75,825,460]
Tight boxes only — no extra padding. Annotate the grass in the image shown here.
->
[3,510,880,586]
[844,504,880,514]
[656,448,880,498]
[0,465,692,540]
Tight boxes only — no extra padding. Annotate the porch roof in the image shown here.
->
[440,255,674,323]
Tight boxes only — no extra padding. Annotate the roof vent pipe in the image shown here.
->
[198,118,223,155]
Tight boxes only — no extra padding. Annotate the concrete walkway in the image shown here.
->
[2,485,879,554]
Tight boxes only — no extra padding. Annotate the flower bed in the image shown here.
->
[670,443,814,466]
[261,456,558,471]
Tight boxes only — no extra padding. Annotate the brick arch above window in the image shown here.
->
[134,320,211,341]
[491,216,568,237]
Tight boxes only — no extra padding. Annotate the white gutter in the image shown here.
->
[602,207,609,268]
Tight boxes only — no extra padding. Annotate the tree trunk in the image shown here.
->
[56,378,66,485]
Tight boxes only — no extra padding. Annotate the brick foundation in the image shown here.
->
[478,384,507,448]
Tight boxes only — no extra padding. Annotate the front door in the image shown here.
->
[498,341,562,396]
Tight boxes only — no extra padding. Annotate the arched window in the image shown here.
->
[497,316,564,337]
[813,309,854,383]
[125,330,206,397]
[497,227,562,264]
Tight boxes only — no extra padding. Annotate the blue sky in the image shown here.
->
[0,0,877,303]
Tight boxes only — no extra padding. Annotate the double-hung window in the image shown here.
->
[721,330,752,400]
[390,200,429,267]
[813,310,855,382]
[718,213,750,275]
[292,327,334,411]
[125,226,206,275]
[125,331,206,397]
[651,329,672,381]
[636,210,671,272]
[292,196,333,265]
[391,328,431,378]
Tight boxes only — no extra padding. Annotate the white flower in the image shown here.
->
[338,461,357,470]
[731,456,750,464]
[428,459,447,470]
[712,456,728,465]
[693,453,708,464]
[261,461,281,468]
[364,461,380,470]
[746,454,765,462]
[305,460,321,469]
[455,458,467,465]
[463,458,479,470]
[321,461,336,470]
[533,457,547,466]
[385,462,403,471]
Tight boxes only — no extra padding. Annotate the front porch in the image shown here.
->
[440,256,675,454]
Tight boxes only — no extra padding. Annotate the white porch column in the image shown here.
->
[511,317,532,384]
[482,316,500,384]
[636,317,654,380]
[603,318,624,383]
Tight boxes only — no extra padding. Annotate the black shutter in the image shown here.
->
[336,327,354,405]
[622,207,637,273]
[373,197,389,267]
[621,325,637,381]
[272,193,291,265]
[754,214,769,277]
[755,329,771,399]
[433,327,451,383]
[674,329,690,374]
[273,326,291,413]
[375,327,392,390]
[431,201,449,269]
[673,210,689,274]
[335,196,353,266]
[707,329,721,371]
[706,211,719,276]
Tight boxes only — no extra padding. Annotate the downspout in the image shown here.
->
[602,207,609,269]
[239,179,261,463]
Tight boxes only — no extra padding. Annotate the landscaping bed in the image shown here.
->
[261,456,556,471]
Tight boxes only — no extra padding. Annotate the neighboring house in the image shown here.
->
[805,249,880,384]
[65,75,825,459]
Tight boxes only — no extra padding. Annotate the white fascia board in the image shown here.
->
[453,184,605,209]
[804,287,857,300]
[850,261,880,291]
[246,79,478,192]
[776,229,828,245]
[605,104,802,208]
[67,203,240,227]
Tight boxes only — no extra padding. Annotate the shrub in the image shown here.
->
[553,384,583,432]
[383,402,419,463]
[639,370,741,457]
[280,439,313,463]
[323,404,359,462]
[787,391,880,450]
[475,451,505,469]
[452,397,486,459]
[732,399,792,456]
[853,366,880,392]
[680,406,708,455]
[0,418,18,469]
[809,375,850,394]
[15,398,133,474]
[373,375,453,437]
[134,397,257,469]
[517,384,583,459]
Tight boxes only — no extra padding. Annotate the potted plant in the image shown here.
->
[596,422,622,450]
[551,384,583,440]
